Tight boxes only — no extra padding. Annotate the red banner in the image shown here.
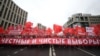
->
[0,38,100,46]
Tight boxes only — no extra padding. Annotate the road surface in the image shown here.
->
[0,45,100,56]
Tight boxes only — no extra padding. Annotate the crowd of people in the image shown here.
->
[0,22,100,38]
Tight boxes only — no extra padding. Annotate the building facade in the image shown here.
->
[63,13,100,28]
[0,0,28,29]
[37,23,46,31]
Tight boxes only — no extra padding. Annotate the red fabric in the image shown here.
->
[25,22,33,28]
[7,26,14,30]
[0,38,100,46]
[38,29,45,36]
[75,26,86,35]
[0,27,4,34]
[63,28,69,34]
[45,28,52,35]
[68,28,75,34]
[6,26,14,34]
[22,22,33,35]
[16,25,23,30]
[63,28,75,35]
[21,22,33,35]
[21,30,27,35]
[53,24,62,34]
[32,27,39,35]
[92,25,100,36]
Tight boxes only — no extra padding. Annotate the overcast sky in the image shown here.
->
[13,0,100,28]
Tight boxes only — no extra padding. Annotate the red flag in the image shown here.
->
[32,27,39,35]
[0,27,5,34]
[63,28,75,35]
[21,30,27,35]
[24,22,33,32]
[63,28,69,35]
[68,28,75,34]
[45,28,52,35]
[75,26,86,35]
[7,26,14,30]
[6,26,14,34]
[22,22,33,35]
[21,27,33,35]
[16,25,23,30]
[38,29,45,36]
[25,22,33,28]
[92,24,100,36]
[53,24,62,34]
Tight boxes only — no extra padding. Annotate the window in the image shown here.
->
[81,22,89,27]
[4,0,7,4]
[12,24,14,26]
[22,11,25,17]
[21,18,23,25]
[10,12,13,21]
[0,20,4,27]
[13,4,15,11]
[10,1,13,9]
[18,8,20,14]
[23,18,26,25]
[3,8,8,18]
[0,0,3,2]
[0,5,4,17]
[0,11,1,17]
[12,12,14,21]
[23,12,25,17]
[6,10,10,20]
[76,18,79,21]
[21,10,22,16]
[4,22,7,29]
[80,17,84,21]
[8,23,10,27]
[16,16,19,24]
[13,14,16,22]
[85,17,88,21]
[0,2,1,6]
[12,3,14,12]
[15,6,18,13]
[7,0,10,7]
[24,18,26,23]
[18,17,20,24]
